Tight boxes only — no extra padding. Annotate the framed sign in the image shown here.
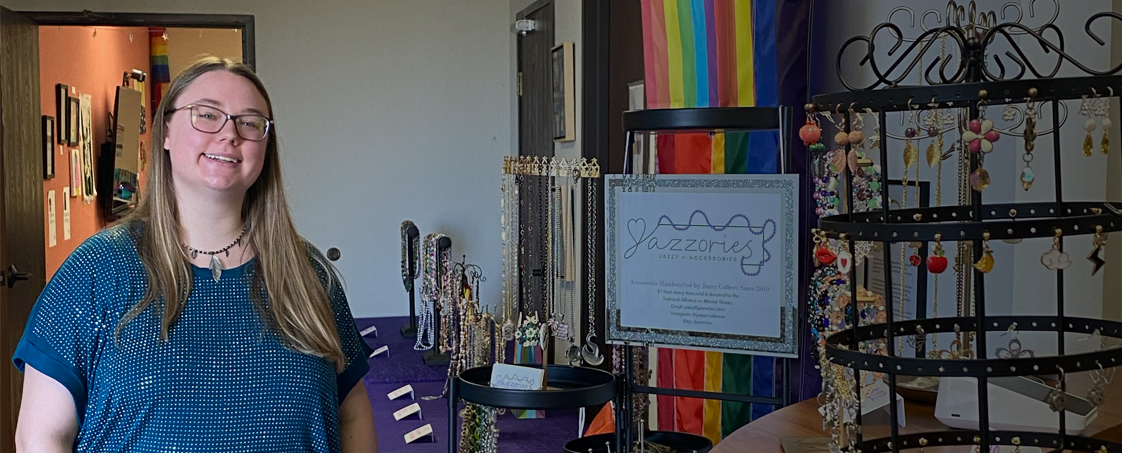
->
[551,41,575,142]
[42,116,55,179]
[605,174,800,357]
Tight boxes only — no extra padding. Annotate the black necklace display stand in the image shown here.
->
[812,7,1122,453]
[401,223,420,338]
[423,236,452,366]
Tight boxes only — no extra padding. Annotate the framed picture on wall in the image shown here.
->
[551,41,575,142]
[68,97,80,146]
[55,83,68,144]
[43,115,55,179]
[70,149,82,197]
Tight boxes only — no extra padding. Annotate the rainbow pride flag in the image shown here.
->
[149,28,170,116]
[641,0,780,445]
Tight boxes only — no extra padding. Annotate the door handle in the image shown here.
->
[6,264,31,288]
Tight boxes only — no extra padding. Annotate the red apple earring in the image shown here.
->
[927,233,948,274]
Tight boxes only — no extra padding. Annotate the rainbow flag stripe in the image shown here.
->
[642,0,779,445]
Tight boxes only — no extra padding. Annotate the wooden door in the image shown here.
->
[0,7,47,450]
[516,1,554,319]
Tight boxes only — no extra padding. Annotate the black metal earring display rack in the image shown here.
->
[810,4,1122,453]
[611,105,795,453]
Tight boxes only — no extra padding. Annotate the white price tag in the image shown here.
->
[369,345,389,358]
[393,402,422,421]
[387,384,414,401]
[403,424,433,443]
[359,325,378,337]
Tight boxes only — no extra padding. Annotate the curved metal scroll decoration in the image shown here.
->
[887,0,1060,44]
[836,10,1122,90]
[836,25,968,91]
[979,12,1122,81]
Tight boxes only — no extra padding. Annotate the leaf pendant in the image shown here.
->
[210,254,224,282]
[926,141,940,167]
[903,142,918,169]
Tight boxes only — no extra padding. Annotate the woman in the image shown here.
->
[14,57,378,452]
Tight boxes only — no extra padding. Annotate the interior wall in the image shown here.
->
[38,25,151,279]
[165,27,243,78]
[6,0,513,318]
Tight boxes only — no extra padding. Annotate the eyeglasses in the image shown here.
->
[170,104,273,141]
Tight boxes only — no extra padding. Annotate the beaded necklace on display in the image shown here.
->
[415,233,447,351]
[401,220,419,290]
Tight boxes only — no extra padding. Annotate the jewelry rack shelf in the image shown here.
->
[447,365,619,453]
[615,105,795,453]
[565,431,714,453]
[807,4,1122,453]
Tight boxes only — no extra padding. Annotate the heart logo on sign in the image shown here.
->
[625,218,650,258]
[837,250,853,274]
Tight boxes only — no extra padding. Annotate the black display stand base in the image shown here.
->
[400,323,417,339]
[564,431,713,453]
[422,349,449,366]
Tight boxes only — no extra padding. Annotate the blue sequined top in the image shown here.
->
[13,225,372,452]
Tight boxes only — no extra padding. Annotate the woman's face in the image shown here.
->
[163,70,270,200]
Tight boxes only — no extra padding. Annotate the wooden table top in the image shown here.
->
[711,380,1122,453]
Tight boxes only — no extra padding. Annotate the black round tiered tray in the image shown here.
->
[564,431,713,453]
[454,365,616,409]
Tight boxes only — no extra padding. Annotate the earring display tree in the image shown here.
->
[809,4,1122,453]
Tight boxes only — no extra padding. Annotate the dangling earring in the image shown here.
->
[927,233,948,273]
[1045,367,1067,413]
[813,229,837,267]
[1100,90,1112,155]
[848,107,864,149]
[1087,362,1112,408]
[974,231,994,273]
[800,103,825,153]
[1088,225,1107,276]
[1083,92,1097,157]
[967,99,996,192]
[1022,89,1038,190]
[1041,228,1072,270]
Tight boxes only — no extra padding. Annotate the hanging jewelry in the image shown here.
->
[1083,93,1098,157]
[401,220,419,290]
[1089,362,1115,408]
[967,99,995,192]
[1089,225,1107,276]
[1040,229,1072,270]
[927,233,949,274]
[415,233,447,351]
[184,224,247,282]
[848,107,864,150]
[1102,88,1113,155]
[1022,90,1038,190]
[974,231,995,273]
[1045,367,1067,412]
[996,323,1035,359]
[813,229,838,266]
[582,163,605,366]
[800,104,825,153]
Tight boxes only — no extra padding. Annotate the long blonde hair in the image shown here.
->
[119,57,346,371]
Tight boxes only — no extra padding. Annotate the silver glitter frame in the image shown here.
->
[604,174,800,357]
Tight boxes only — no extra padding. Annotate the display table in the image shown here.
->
[711,381,1122,453]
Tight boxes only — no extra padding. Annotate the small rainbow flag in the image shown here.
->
[641,0,780,445]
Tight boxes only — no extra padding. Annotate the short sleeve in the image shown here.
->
[305,243,373,404]
[13,239,106,423]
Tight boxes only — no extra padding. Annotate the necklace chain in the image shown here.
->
[185,225,247,258]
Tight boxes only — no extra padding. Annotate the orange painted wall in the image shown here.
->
[39,26,151,280]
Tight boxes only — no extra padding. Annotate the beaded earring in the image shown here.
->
[1022,89,1038,190]
[967,98,996,192]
